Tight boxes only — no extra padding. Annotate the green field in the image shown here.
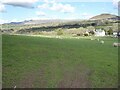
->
[2,35,118,88]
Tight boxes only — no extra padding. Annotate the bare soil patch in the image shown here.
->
[18,67,46,88]
[57,65,92,88]
[17,63,92,88]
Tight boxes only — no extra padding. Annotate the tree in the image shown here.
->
[107,27,113,35]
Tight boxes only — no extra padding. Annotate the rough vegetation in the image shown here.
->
[1,13,119,36]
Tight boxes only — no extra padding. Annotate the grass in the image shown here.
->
[2,35,118,88]
[0,35,2,89]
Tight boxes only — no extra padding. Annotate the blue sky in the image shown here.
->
[0,0,119,23]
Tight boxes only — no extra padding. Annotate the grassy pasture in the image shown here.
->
[2,35,118,88]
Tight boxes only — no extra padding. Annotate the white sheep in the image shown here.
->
[59,37,63,39]
[97,38,100,41]
[90,38,94,40]
[113,42,120,47]
[14,86,16,90]
[100,40,104,44]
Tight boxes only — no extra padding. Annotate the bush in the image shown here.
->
[56,29,63,35]
[77,34,81,36]
[107,28,113,35]
[89,31,95,35]
[77,33,84,36]
[87,26,95,31]
[84,33,89,36]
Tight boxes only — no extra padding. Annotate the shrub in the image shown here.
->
[87,26,95,31]
[84,33,89,36]
[77,34,81,36]
[107,28,113,35]
[56,29,63,35]
[89,31,95,35]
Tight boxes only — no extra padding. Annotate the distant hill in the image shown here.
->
[3,19,69,25]
[90,13,120,20]
[4,20,32,25]
[5,22,23,25]
[23,19,67,25]
[3,13,120,25]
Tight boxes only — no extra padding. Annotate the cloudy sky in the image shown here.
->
[0,0,119,24]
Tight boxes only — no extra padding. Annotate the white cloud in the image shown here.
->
[0,19,9,24]
[42,0,112,2]
[113,0,120,9]
[81,13,94,19]
[37,1,75,13]
[1,0,39,8]
[0,3,5,12]
[50,3,75,13]
[36,11,46,16]
[25,16,53,20]
[37,3,49,9]
[0,18,26,24]
[10,19,23,22]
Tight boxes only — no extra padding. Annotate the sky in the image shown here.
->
[0,0,119,24]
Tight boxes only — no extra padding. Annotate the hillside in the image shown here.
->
[90,13,119,20]
[4,19,71,25]
[3,13,119,25]
[23,19,67,25]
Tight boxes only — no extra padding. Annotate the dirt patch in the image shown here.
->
[17,63,91,88]
[57,65,92,88]
[18,71,36,88]
[18,67,46,88]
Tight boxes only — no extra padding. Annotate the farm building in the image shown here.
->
[113,31,120,37]
[95,29,105,36]
[113,31,118,37]
[117,31,120,37]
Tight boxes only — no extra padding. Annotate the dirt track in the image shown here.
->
[57,65,91,88]
[17,64,91,88]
